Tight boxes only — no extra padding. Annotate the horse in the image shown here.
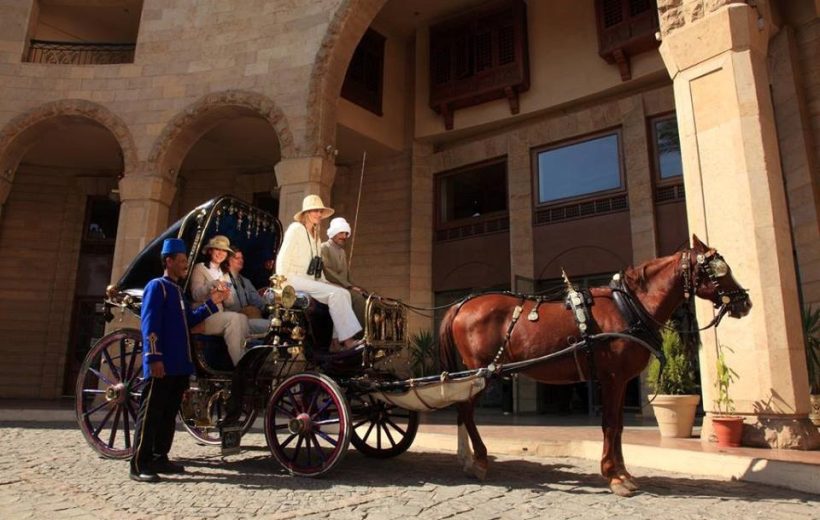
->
[438,235,752,496]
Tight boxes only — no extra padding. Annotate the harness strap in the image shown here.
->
[490,300,525,366]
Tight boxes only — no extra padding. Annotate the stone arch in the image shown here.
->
[148,90,295,182]
[0,99,137,204]
[304,0,385,156]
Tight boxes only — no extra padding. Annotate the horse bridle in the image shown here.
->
[680,249,748,327]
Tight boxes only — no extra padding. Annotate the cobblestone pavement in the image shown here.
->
[0,422,817,520]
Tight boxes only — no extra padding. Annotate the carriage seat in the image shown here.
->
[190,334,235,374]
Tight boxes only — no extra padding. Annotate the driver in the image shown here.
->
[320,217,366,326]
[276,195,362,351]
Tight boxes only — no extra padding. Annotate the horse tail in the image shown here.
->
[438,304,461,373]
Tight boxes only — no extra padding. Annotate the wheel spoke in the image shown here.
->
[306,386,319,415]
[82,389,106,395]
[280,432,297,449]
[84,397,114,418]
[118,339,127,382]
[360,420,376,443]
[124,400,138,422]
[313,396,334,419]
[314,429,338,447]
[88,367,114,387]
[313,417,340,426]
[381,422,398,448]
[92,404,117,437]
[289,435,304,463]
[285,387,301,414]
[384,417,407,436]
[124,344,140,383]
[352,418,370,429]
[309,432,327,464]
[274,404,296,418]
[100,348,120,383]
[123,406,131,449]
[107,407,122,448]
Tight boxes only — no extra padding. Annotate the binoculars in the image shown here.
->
[307,255,323,279]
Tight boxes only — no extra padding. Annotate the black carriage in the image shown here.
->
[75,195,422,476]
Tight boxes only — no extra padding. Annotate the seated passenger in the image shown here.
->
[189,235,250,364]
[276,195,362,351]
[320,217,366,326]
[224,246,270,335]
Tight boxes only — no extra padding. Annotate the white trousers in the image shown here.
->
[199,311,249,365]
[288,275,362,341]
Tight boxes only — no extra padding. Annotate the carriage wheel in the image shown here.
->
[264,373,351,477]
[75,328,144,459]
[180,393,257,446]
[349,393,418,458]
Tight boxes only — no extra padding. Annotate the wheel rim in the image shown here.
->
[75,329,144,459]
[180,390,257,446]
[350,394,418,458]
[265,373,351,477]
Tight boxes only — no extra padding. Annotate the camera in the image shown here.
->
[307,255,323,279]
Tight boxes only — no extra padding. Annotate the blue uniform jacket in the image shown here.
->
[141,276,219,379]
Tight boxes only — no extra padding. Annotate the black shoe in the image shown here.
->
[129,471,161,483]
[152,458,185,474]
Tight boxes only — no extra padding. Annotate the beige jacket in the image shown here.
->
[320,240,352,288]
[189,262,234,309]
[276,222,326,282]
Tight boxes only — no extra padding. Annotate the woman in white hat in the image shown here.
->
[276,195,362,350]
[190,235,250,364]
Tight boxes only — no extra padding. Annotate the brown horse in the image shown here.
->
[439,235,751,496]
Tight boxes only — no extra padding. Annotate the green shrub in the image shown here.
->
[646,321,699,395]
[409,329,436,377]
[714,344,738,415]
[803,305,820,394]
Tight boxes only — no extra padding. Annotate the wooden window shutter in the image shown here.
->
[429,0,530,130]
[594,0,660,81]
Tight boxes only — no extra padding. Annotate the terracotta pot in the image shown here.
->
[712,416,744,447]
[650,394,701,438]
[810,394,820,427]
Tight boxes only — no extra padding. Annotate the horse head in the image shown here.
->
[687,234,752,319]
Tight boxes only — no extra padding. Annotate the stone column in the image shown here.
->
[274,156,337,225]
[507,133,535,293]
[111,174,177,283]
[408,142,434,334]
[659,3,819,448]
[507,133,539,412]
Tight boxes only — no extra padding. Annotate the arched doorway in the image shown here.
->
[170,111,281,220]
[0,112,125,397]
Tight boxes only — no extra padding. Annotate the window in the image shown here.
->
[429,0,530,130]
[438,160,507,224]
[651,115,682,180]
[341,28,385,115]
[535,133,623,205]
[594,0,659,80]
[83,196,120,243]
[435,159,509,241]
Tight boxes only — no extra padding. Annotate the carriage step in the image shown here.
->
[220,424,243,456]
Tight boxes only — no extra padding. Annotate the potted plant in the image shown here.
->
[712,343,743,447]
[647,322,701,437]
[802,305,820,426]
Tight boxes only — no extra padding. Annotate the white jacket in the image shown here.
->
[276,222,326,282]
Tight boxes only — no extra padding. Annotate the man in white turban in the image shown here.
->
[320,217,366,324]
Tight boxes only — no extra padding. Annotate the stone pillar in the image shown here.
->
[112,174,177,283]
[507,133,535,293]
[659,3,819,448]
[274,156,337,226]
[623,95,658,264]
[408,142,434,334]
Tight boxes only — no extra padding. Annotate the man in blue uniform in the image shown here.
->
[130,238,228,483]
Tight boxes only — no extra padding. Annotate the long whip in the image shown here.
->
[348,150,366,270]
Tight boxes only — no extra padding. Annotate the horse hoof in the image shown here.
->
[609,481,634,497]
[472,462,488,481]
[620,477,639,492]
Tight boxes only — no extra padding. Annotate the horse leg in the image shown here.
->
[456,403,473,470]
[599,377,634,497]
[458,399,488,480]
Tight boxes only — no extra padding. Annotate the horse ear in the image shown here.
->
[691,234,706,251]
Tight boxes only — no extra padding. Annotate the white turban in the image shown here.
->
[327,217,352,239]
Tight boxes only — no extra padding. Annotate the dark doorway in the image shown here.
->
[63,196,119,395]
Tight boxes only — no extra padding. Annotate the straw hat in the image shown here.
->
[294,194,334,222]
[203,235,233,253]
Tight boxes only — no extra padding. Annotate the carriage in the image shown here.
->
[75,195,453,476]
[76,195,751,493]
